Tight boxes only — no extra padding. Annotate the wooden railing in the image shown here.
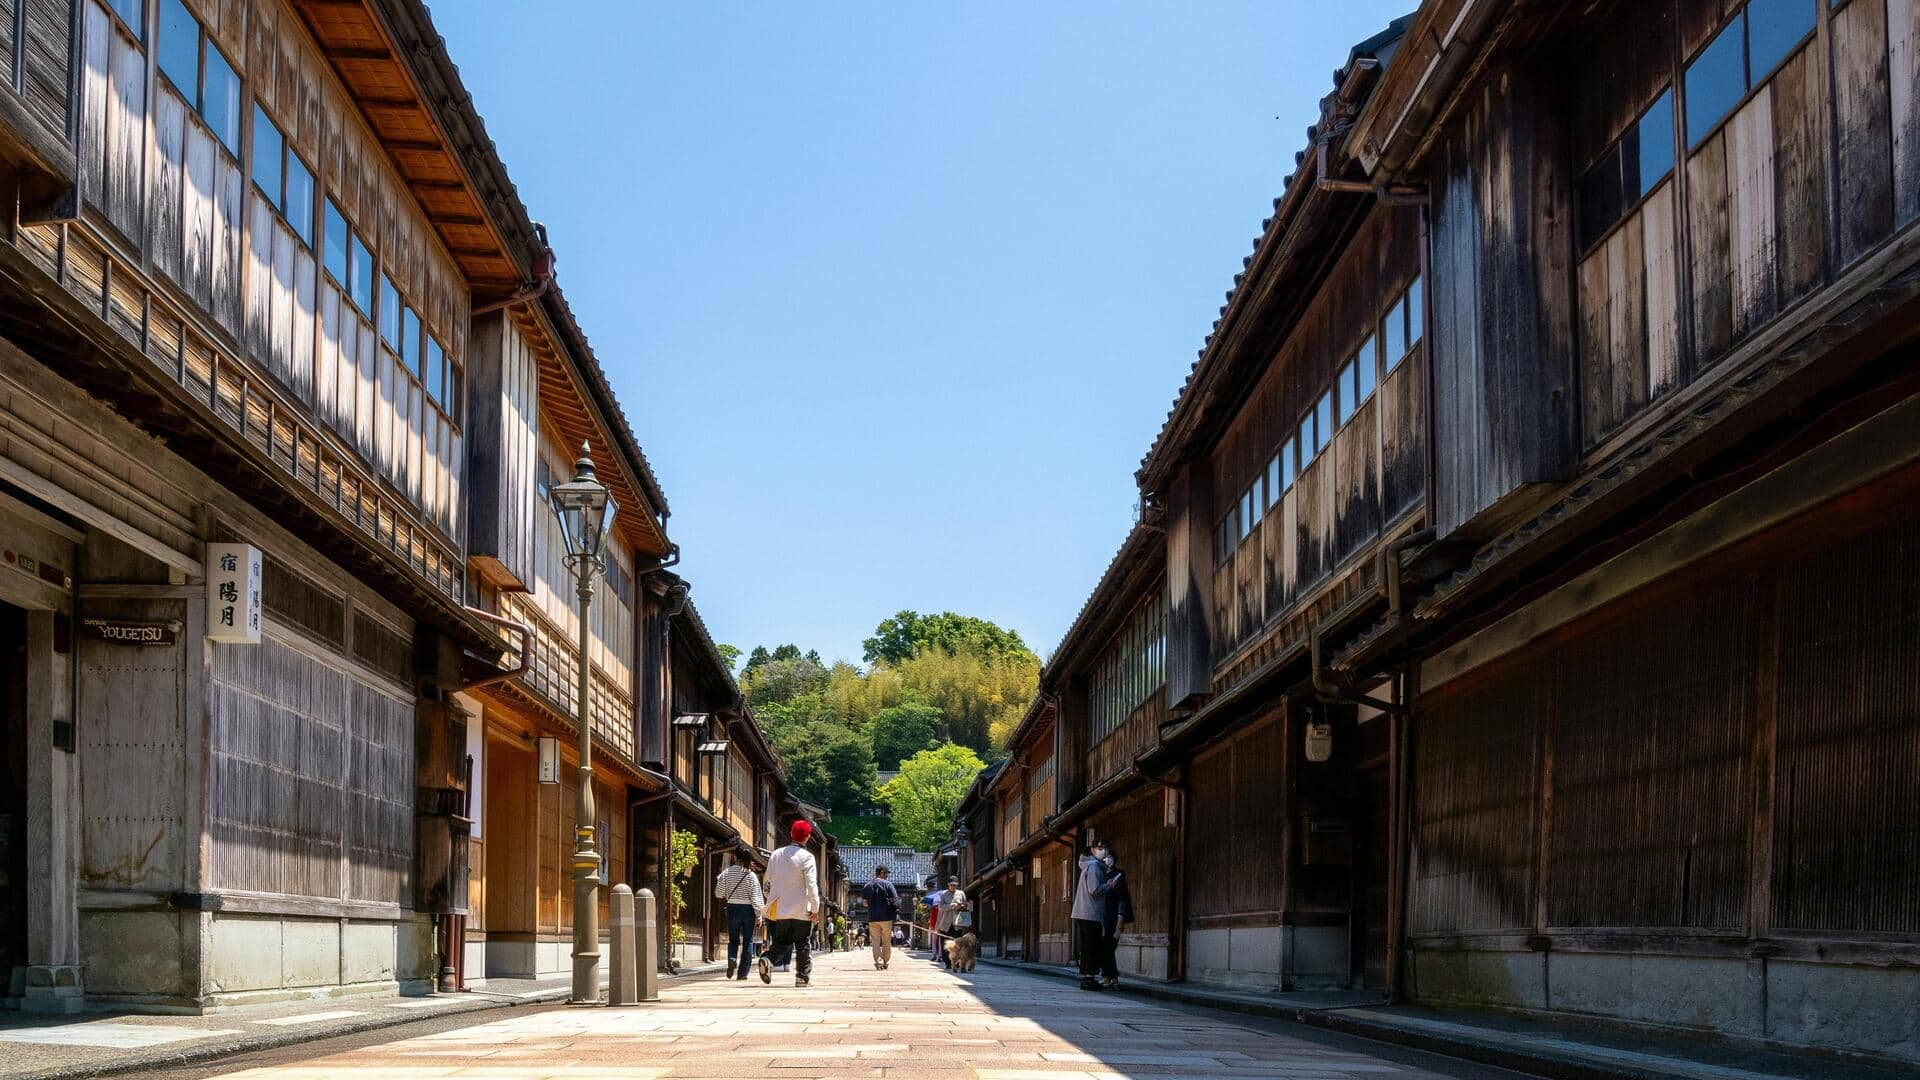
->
[500,591,635,763]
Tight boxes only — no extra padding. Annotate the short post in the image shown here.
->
[608,885,638,1006]
[636,887,660,1002]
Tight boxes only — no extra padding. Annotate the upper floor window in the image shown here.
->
[157,0,240,154]
[379,274,402,349]
[322,199,376,316]
[251,106,313,246]
[1383,275,1422,371]
[1578,89,1674,251]
[1686,0,1815,147]
[106,0,142,39]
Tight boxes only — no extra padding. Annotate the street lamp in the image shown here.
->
[550,442,612,1004]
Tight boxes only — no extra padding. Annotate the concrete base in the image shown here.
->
[1410,947,1920,1068]
[18,965,85,1014]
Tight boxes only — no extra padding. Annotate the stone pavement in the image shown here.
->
[175,948,1522,1079]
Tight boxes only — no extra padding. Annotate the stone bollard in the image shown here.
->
[608,885,638,1006]
[636,887,660,1002]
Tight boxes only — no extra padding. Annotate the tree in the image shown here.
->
[782,721,876,817]
[667,828,700,944]
[823,814,894,846]
[715,643,742,673]
[741,650,830,707]
[877,743,985,851]
[862,611,1032,666]
[869,703,943,770]
[891,646,1040,756]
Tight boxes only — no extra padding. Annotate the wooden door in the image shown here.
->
[0,604,25,976]
[1353,717,1392,990]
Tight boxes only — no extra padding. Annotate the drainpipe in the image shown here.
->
[471,223,555,316]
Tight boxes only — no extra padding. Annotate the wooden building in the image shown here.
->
[958,1,1920,1068]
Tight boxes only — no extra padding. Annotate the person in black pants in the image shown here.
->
[1070,839,1112,990]
[1098,846,1133,989]
[712,850,765,980]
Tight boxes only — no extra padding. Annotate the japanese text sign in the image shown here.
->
[206,543,262,644]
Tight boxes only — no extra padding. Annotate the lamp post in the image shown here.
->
[549,442,612,1004]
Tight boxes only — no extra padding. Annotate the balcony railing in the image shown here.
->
[499,591,636,764]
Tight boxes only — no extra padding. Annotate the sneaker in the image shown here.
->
[757,956,772,984]
[796,976,810,988]
[1079,979,1103,991]
[1103,977,1120,989]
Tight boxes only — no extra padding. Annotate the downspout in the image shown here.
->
[471,223,555,316]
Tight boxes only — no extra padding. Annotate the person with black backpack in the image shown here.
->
[861,865,900,970]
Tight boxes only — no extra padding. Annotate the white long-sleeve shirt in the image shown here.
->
[763,843,819,922]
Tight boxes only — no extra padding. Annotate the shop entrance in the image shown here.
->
[0,602,28,978]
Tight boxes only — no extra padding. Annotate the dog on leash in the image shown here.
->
[945,932,979,973]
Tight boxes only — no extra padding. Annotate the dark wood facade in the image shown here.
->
[959,1,1920,1068]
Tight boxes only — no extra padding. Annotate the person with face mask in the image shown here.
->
[1097,845,1133,989]
[1069,839,1113,990]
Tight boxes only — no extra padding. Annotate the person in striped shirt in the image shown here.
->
[713,849,765,981]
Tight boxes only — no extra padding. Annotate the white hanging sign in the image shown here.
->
[206,543,262,644]
[1305,721,1334,763]
[538,737,560,784]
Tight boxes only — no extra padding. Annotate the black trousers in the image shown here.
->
[1097,926,1120,980]
[765,918,812,980]
[725,903,757,978]
[1073,918,1105,980]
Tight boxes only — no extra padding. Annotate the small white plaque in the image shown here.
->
[205,543,262,644]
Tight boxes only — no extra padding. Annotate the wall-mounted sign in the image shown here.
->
[205,543,262,644]
[1305,721,1334,763]
[538,736,560,784]
[81,619,180,646]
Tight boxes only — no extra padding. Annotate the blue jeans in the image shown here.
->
[725,903,757,978]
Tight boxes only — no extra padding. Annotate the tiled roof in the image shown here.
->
[840,846,938,888]
[1133,14,1414,491]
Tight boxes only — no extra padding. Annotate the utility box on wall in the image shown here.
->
[1301,814,1351,867]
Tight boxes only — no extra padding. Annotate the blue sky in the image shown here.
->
[434,2,1412,666]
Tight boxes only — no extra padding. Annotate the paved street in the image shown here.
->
[166,949,1522,1079]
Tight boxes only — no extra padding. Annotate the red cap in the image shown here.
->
[790,819,813,843]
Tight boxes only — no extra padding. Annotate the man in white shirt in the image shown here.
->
[757,819,821,987]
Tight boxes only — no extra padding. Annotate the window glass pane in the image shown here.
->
[1637,89,1675,194]
[285,154,314,246]
[1748,0,1815,79]
[157,0,199,99]
[1685,14,1746,146]
[402,307,420,368]
[425,337,445,405]
[109,0,144,38]
[203,45,240,154]
[1281,440,1296,491]
[1266,455,1280,507]
[1356,336,1377,403]
[350,237,374,315]
[324,200,349,284]
[1296,420,1312,466]
[447,363,464,421]
[380,275,401,348]
[1383,294,1406,365]
[1577,141,1625,250]
[1406,276,1423,349]
[1315,392,1332,452]
[1334,360,1354,426]
[1242,490,1254,534]
[251,105,282,202]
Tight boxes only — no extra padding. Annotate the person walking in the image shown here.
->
[935,876,969,970]
[758,820,821,988]
[924,880,946,963]
[1070,839,1112,990]
[862,865,900,970]
[713,849,765,981]
[1097,845,1133,990]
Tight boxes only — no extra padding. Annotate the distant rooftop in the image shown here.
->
[840,845,938,889]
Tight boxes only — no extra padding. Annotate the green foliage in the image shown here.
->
[891,647,1040,755]
[877,743,986,851]
[823,814,894,846]
[667,829,700,944]
[863,610,1031,666]
[741,649,830,708]
[870,703,943,770]
[782,721,876,816]
[715,643,742,673]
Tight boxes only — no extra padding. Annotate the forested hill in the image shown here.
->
[725,610,1038,848]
